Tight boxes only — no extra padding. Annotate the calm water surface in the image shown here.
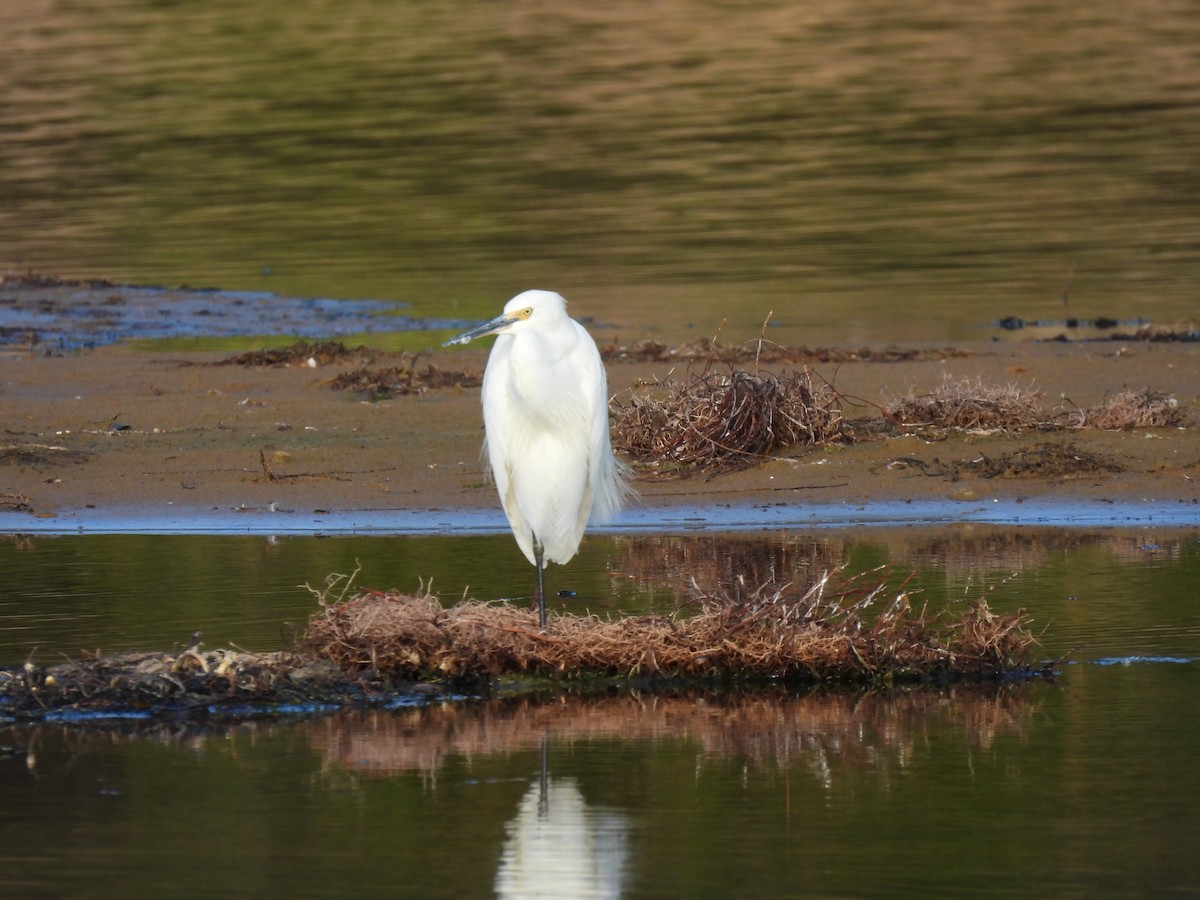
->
[4,2,1200,894]
[3,1,1200,345]
[1,527,1198,897]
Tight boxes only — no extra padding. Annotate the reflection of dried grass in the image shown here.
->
[611,535,844,604]
[888,375,1053,430]
[612,367,843,476]
[1,686,1043,790]
[302,572,1041,683]
[307,686,1038,779]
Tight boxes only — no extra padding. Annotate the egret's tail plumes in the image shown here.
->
[589,449,632,526]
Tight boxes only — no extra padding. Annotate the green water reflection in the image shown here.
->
[4,2,1200,343]
[3,674,1198,897]
[1,527,1198,896]
[2,527,1197,665]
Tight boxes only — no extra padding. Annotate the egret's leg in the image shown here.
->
[533,537,547,629]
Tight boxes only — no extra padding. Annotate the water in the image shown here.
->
[3,526,1197,665]
[4,1,1200,345]
[4,2,1200,894]
[7,678,1195,898]
[1,527,1199,896]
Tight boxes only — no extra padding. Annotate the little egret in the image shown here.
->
[443,290,629,627]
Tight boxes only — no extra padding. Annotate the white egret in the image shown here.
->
[443,290,629,627]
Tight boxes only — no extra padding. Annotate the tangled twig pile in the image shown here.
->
[302,572,1042,683]
[1068,388,1184,429]
[611,367,844,476]
[887,376,1055,430]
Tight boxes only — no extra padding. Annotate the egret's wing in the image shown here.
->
[483,334,536,566]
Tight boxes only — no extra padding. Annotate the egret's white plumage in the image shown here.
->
[444,290,628,625]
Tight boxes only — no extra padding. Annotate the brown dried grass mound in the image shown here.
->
[889,376,1188,432]
[330,355,482,398]
[888,375,1054,431]
[1072,389,1185,429]
[611,367,843,476]
[302,573,1041,683]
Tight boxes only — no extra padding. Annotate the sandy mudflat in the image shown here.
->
[1,331,1197,528]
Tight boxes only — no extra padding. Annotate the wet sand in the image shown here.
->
[2,334,1197,529]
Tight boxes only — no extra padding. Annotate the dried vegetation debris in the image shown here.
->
[612,367,844,476]
[601,337,970,364]
[218,340,374,367]
[1108,319,1200,342]
[0,442,92,467]
[887,442,1124,481]
[887,376,1055,431]
[302,573,1044,683]
[887,375,1186,433]
[1,569,1051,719]
[329,357,482,398]
[208,336,1186,481]
[0,647,400,717]
[1067,388,1185,429]
[0,491,33,512]
[214,341,483,397]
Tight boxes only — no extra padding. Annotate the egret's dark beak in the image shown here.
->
[442,312,513,347]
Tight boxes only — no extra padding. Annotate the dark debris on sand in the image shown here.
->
[217,340,376,367]
[601,337,971,364]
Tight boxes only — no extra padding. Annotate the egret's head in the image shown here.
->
[443,290,567,346]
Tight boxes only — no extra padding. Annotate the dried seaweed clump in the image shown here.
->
[1129,319,1200,342]
[601,338,969,364]
[1071,389,1185,430]
[219,340,371,367]
[302,573,1042,683]
[611,367,843,476]
[0,648,354,716]
[330,355,482,398]
[888,375,1053,431]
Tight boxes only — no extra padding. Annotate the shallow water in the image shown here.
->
[3,525,1197,665]
[4,1,1200,345]
[2,527,1199,896]
[4,2,1200,894]
[2,674,1195,898]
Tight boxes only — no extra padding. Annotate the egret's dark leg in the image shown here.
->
[533,536,547,629]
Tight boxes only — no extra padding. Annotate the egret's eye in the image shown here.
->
[522,307,534,318]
